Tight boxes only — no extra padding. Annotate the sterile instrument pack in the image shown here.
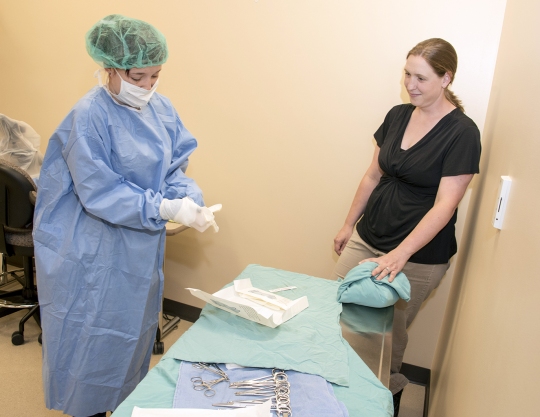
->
[187,279,308,328]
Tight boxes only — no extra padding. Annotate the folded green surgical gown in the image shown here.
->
[34,86,203,417]
[337,262,411,308]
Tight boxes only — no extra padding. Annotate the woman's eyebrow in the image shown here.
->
[404,68,427,78]
[129,69,162,76]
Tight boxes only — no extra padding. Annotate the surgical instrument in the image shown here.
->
[191,363,229,397]
[192,362,229,380]
[227,368,292,417]
[191,376,226,397]
[212,401,277,410]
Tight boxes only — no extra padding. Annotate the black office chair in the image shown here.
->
[0,158,40,345]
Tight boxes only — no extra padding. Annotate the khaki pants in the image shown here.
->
[333,229,449,394]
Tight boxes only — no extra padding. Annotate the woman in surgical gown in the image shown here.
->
[34,15,215,417]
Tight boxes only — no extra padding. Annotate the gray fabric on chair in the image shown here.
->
[5,230,33,247]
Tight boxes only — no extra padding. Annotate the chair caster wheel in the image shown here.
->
[153,341,164,355]
[38,333,42,345]
[12,331,24,346]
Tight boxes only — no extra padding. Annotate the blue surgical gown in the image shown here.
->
[33,86,204,416]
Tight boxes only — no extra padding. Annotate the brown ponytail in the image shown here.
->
[444,88,464,113]
[408,38,465,112]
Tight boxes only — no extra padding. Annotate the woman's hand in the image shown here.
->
[359,248,410,283]
[334,225,354,255]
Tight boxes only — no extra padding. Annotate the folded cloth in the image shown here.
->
[173,362,348,417]
[333,341,393,416]
[337,262,411,308]
[165,264,350,386]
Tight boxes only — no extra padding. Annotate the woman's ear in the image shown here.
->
[443,72,452,88]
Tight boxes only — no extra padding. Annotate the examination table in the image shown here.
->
[112,264,394,417]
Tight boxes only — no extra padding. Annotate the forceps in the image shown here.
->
[192,362,229,380]
[191,362,229,397]
[212,400,277,410]
[191,376,225,397]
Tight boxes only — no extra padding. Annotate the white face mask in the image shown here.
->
[109,69,159,108]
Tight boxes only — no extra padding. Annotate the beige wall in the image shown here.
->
[431,0,540,415]
[1,0,506,373]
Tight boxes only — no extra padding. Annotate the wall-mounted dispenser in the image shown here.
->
[492,176,512,230]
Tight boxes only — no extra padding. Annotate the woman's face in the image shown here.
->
[106,65,162,94]
[404,55,450,110]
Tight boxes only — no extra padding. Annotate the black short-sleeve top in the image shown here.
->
[356,104,481,264]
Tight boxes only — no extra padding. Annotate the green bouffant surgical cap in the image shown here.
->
[86,14,168,69]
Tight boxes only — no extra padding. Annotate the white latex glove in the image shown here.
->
[189,203,222,233]
[160,198,221,233]
[190,205,217,232]
[160,197,199,226]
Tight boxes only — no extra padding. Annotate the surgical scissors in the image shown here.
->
[191,376,226,397]
[229,368,293,416]
[192,362,229,379]
[191,362,229,397]
[212,400,277,410]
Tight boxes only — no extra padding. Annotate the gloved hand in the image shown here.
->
[160,198,190,223]
[160,198,220,233]
[190,205,219,233]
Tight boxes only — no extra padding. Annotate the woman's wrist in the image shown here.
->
[393,243,415,261]
[342,222,356,230]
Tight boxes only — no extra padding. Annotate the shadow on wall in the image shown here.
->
[431,102,496,386]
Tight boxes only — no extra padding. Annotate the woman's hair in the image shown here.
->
[407,38,464,112]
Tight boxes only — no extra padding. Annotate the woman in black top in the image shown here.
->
[333,38,481,415]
